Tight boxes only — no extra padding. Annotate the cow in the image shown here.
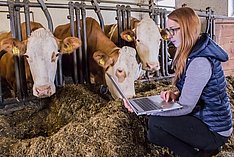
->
[54,17,140,99]
[0,22,81,98]
[104,17,162,72]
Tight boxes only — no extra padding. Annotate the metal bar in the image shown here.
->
[23,0,31,38]
[211,10,215,40]
[116,5,122,46]
[91,0,104,31]
[15,0,28,99]
[7,0,23,99]
[37,0,53,31]
[121,5,126,30]
[162,9,170,76]
[205,7,211,35]
[0,10,33,13]
[74,3,84,84]
[159,11,165,77]
[12,0,30,100]
[121,5,127,46]
[73,0,150,7]
[126,5,131,29]
[80,4,90,84]
[69,1,79,84]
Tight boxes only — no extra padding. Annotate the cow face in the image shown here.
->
[24,28,60,98]
[121,17,162,72]
[24,28,81,98]
[93,46,139,99]
[0,28,81,98]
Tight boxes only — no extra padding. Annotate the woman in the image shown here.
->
[123,7,232,157]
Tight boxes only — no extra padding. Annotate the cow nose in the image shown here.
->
[146,62,160,71]
[116,69,126,83]
[35,85,53,98]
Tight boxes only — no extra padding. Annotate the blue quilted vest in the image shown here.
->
[176,33,232,133]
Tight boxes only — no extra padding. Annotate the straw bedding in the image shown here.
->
[0,77,233,157]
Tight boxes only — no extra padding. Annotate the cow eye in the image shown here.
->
[51,52,58,62]
[24,55,32,62]
[24,54,29,58]
[56,52,61,57]
[136,39,140,42]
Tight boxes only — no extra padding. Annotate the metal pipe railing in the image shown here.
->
[0,0,224,104]
[7,0,23,100]
[91,0,104,31]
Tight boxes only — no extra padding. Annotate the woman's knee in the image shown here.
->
[147,124,168,145]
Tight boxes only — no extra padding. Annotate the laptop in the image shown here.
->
[106,73,183,116]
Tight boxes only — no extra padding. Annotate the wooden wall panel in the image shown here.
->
[215,19,234,76]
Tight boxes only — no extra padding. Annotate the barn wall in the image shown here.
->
[175,0,229,16]
[215,19,234,76]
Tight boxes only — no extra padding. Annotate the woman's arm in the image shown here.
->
[152,57,212,116]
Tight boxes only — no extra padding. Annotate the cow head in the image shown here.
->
[120,17,162,72]
[0,28,81,98]
[93,46,139,99]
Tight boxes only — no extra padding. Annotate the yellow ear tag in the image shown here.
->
[12,46,20,55]
[99,58,105,66]
[127,35,132,41]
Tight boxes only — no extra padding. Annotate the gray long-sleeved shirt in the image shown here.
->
[151,57,232,137]
[153,57,211,116]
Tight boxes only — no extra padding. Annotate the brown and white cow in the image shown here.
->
[0,22,81,98]
[54,17,139,99]
[104,17,162,72]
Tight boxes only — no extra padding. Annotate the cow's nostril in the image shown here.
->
[117,68,124,73]
[117,69,123,73]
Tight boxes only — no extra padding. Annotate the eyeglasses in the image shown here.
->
[160,27,180,40]
[166,27,180,36]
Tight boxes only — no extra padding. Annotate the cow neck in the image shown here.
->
[0,50,7,59]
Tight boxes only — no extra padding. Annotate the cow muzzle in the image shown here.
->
[33,84,55,98]
[144,61,160,72]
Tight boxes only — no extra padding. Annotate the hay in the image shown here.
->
[0,77,234,157]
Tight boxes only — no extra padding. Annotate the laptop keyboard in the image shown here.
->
[132,98,162,111]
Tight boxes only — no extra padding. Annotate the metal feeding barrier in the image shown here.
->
[0,0,216,107]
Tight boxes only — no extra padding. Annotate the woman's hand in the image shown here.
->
[122,99,133,112]
[160,90,179,102]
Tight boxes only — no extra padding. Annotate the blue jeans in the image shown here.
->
[147,115,228,157]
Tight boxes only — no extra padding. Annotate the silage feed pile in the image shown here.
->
[0,77,234,157]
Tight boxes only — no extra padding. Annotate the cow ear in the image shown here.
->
[93,51,113,69]
[159,27,167,41]
[58,37,82,54]
[120,29,135,42]
[0,38,12,52]
[0,38,26,55]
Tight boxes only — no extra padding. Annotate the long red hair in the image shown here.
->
[168,7,201,84]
